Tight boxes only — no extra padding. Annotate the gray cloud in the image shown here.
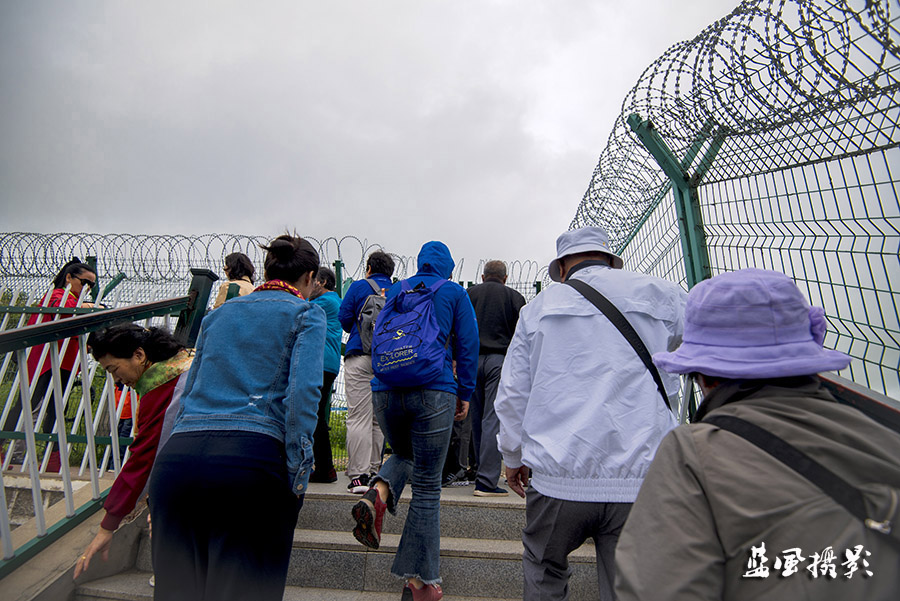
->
[0,1,737,273]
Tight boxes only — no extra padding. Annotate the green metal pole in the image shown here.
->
[174,268,218,346]
[85,256,99,303]
[333,260,344,298]
[627,113,714,288]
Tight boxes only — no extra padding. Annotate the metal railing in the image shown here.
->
[0,270,216,578]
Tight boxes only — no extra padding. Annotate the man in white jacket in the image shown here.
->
[494,226,686,601]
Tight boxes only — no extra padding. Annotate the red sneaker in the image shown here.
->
[401,582,443,601]
[352,487,386,549]
[46,450,61,473]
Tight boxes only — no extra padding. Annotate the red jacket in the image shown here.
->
[101,375,179,530]
[26,288,82,379]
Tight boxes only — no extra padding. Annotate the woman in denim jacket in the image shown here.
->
[149,234,326,601]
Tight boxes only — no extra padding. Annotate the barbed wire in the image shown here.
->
[0,232,550,290]
[572,0,900,249]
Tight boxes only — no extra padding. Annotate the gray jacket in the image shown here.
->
[616,377,900,601]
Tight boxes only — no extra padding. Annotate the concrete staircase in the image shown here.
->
[74,477,599,600]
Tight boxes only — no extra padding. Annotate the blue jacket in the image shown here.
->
[173,289,326,495]
[371,241,479,401]
[311,290,342,375]
[339,272,394,357]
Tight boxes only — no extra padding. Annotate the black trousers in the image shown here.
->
[312,371,337,475]
[149,431,303,601]
[3,368,72,435]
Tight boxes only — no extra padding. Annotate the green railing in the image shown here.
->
[0,269,216,579]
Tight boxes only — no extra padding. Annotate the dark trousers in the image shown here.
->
[149,431,303,601]
[522,488,631,601]
[3,369,72,436]
[470,353,504,488]
[312,371,337,476]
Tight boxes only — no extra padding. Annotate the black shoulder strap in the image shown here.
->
[565,278,672,412]
[703,414,886,532]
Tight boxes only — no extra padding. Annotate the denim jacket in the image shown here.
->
[173,289,326,495]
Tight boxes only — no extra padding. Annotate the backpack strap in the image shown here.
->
[565,278,672,412]
[365,278,382,294]
[704,414,892,535]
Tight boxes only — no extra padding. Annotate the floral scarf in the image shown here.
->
[254,279,305,299]
[133,349,194,398]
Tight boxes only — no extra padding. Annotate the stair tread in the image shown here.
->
[293,528,596,561]
[76,570,521,601]
[305,480,527,508]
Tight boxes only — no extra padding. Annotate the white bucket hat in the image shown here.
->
[549,226,624,281]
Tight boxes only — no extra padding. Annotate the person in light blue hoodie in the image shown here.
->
[149,234,325,601]
[351,241,479,601]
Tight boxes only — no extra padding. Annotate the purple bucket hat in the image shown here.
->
[653,268,851,379]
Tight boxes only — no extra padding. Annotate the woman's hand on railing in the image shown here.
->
[73,526,114,579]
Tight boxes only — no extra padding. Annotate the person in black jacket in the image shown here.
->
[466,260,526,496]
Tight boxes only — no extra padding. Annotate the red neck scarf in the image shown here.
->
[254,279,305,299]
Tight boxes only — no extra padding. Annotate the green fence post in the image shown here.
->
[533,281,542,294]
[85,256,99,303]
[626,113,716,288]
[174,269,218,346]
[100,272,127,301]
[333,260,344,298]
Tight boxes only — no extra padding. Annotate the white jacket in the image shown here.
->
[495,264,686,502]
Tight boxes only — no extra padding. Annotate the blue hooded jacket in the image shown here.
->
[371,241,479,400]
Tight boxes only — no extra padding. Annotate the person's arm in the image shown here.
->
[494,315,532,496]
[75,378,178,579]
[285,303,326,495]
[451,291,479,402]
[615,430,724,601]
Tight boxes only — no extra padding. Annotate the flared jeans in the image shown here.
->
[372,389,455,584]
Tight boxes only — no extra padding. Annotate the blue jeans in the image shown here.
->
[372,389,455,585]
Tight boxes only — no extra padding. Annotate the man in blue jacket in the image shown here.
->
[351,241,479,600]
[338,251,395,493]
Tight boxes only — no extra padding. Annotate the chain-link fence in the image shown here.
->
[572,0,899,399]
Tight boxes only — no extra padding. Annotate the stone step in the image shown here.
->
[132,527,597,599]
[296,481,527,540]
[75,571,523,601]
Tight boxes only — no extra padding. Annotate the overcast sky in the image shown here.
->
[1,1,737,273]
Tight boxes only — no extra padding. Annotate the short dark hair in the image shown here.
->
[52,257,97,290]
[259,234,319,283]
[224,252,255,283]
[316,267,336,291]
[87,323,184,362]
[367,251,395,277]
[483,260,507,280]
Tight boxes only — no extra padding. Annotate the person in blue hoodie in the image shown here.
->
[350,241,479,601]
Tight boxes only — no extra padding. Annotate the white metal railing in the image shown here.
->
[0,284,137,561]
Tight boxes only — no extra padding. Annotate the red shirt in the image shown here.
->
[25,288,82,379]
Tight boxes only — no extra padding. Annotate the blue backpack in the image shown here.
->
[372,279,448,387]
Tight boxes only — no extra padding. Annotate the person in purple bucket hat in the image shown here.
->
[615,268,900,601]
